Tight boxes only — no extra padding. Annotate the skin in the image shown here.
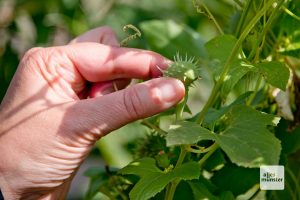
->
[0,27,185,200]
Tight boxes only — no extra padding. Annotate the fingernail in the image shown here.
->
[152,59,173,78]
[157,78,185,103]
[164,59,173,66]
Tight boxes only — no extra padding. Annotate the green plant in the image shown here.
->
[85,0,300,199]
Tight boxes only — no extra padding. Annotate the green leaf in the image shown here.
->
[119,158,200,200]
[216,105,281,167]
[140,20,206,59]
[168,105,281,167]
[205,35,252,98]
[166,121,215,146]
[211,163,259,196]
[90,192,110,200]
[205,35,237,67]
[254,61,290,90]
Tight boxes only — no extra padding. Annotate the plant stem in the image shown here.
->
[166,180,180,200]
[197,0,224,35]
[142,119,168,136]
[248,0,266,61]
[166,87,190,199]
[235,0,252,37]
[175,146,187,168]
[282,6,300,21]
[175,89,189,121]
[165,146,187,200]
[196,0,277,124]
[186,143,217,154]
[252,0,284,62]
[240,184,260,200]
[198,143,219,167]
[247,0,285,106]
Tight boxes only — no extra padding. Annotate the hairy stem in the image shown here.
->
[166,86,190,199]
[186,143,217,154]
[175,89,189,121]
[142,119,168,135]
[165,180,180,200]
[283,6,300,21]
[197,0,224,35]
[235,0,252,37]
[165,146,187,200]
[250,0,284,61]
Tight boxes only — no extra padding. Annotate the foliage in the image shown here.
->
[1,0,300,200]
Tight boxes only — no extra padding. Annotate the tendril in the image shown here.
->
[120,24,142,47]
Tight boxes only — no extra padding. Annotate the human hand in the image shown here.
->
[0,27,185,199]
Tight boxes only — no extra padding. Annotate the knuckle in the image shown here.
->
[123,87,145,120]
[22,47,43,62]
[20,46,73,79]
[44,47,67,63]
[20,47,45,70]
[100,26,115,34]
[25,47,43,56]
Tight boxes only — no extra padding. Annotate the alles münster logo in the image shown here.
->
[260,165,284,190]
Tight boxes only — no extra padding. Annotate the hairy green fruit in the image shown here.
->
[163,54,200,87]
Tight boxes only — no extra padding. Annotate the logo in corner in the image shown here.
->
[260,165,284,190]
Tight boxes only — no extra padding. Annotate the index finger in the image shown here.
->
[69,26,119,46]
[58,42,170,82]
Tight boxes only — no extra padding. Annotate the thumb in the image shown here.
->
[67,78,185,142]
